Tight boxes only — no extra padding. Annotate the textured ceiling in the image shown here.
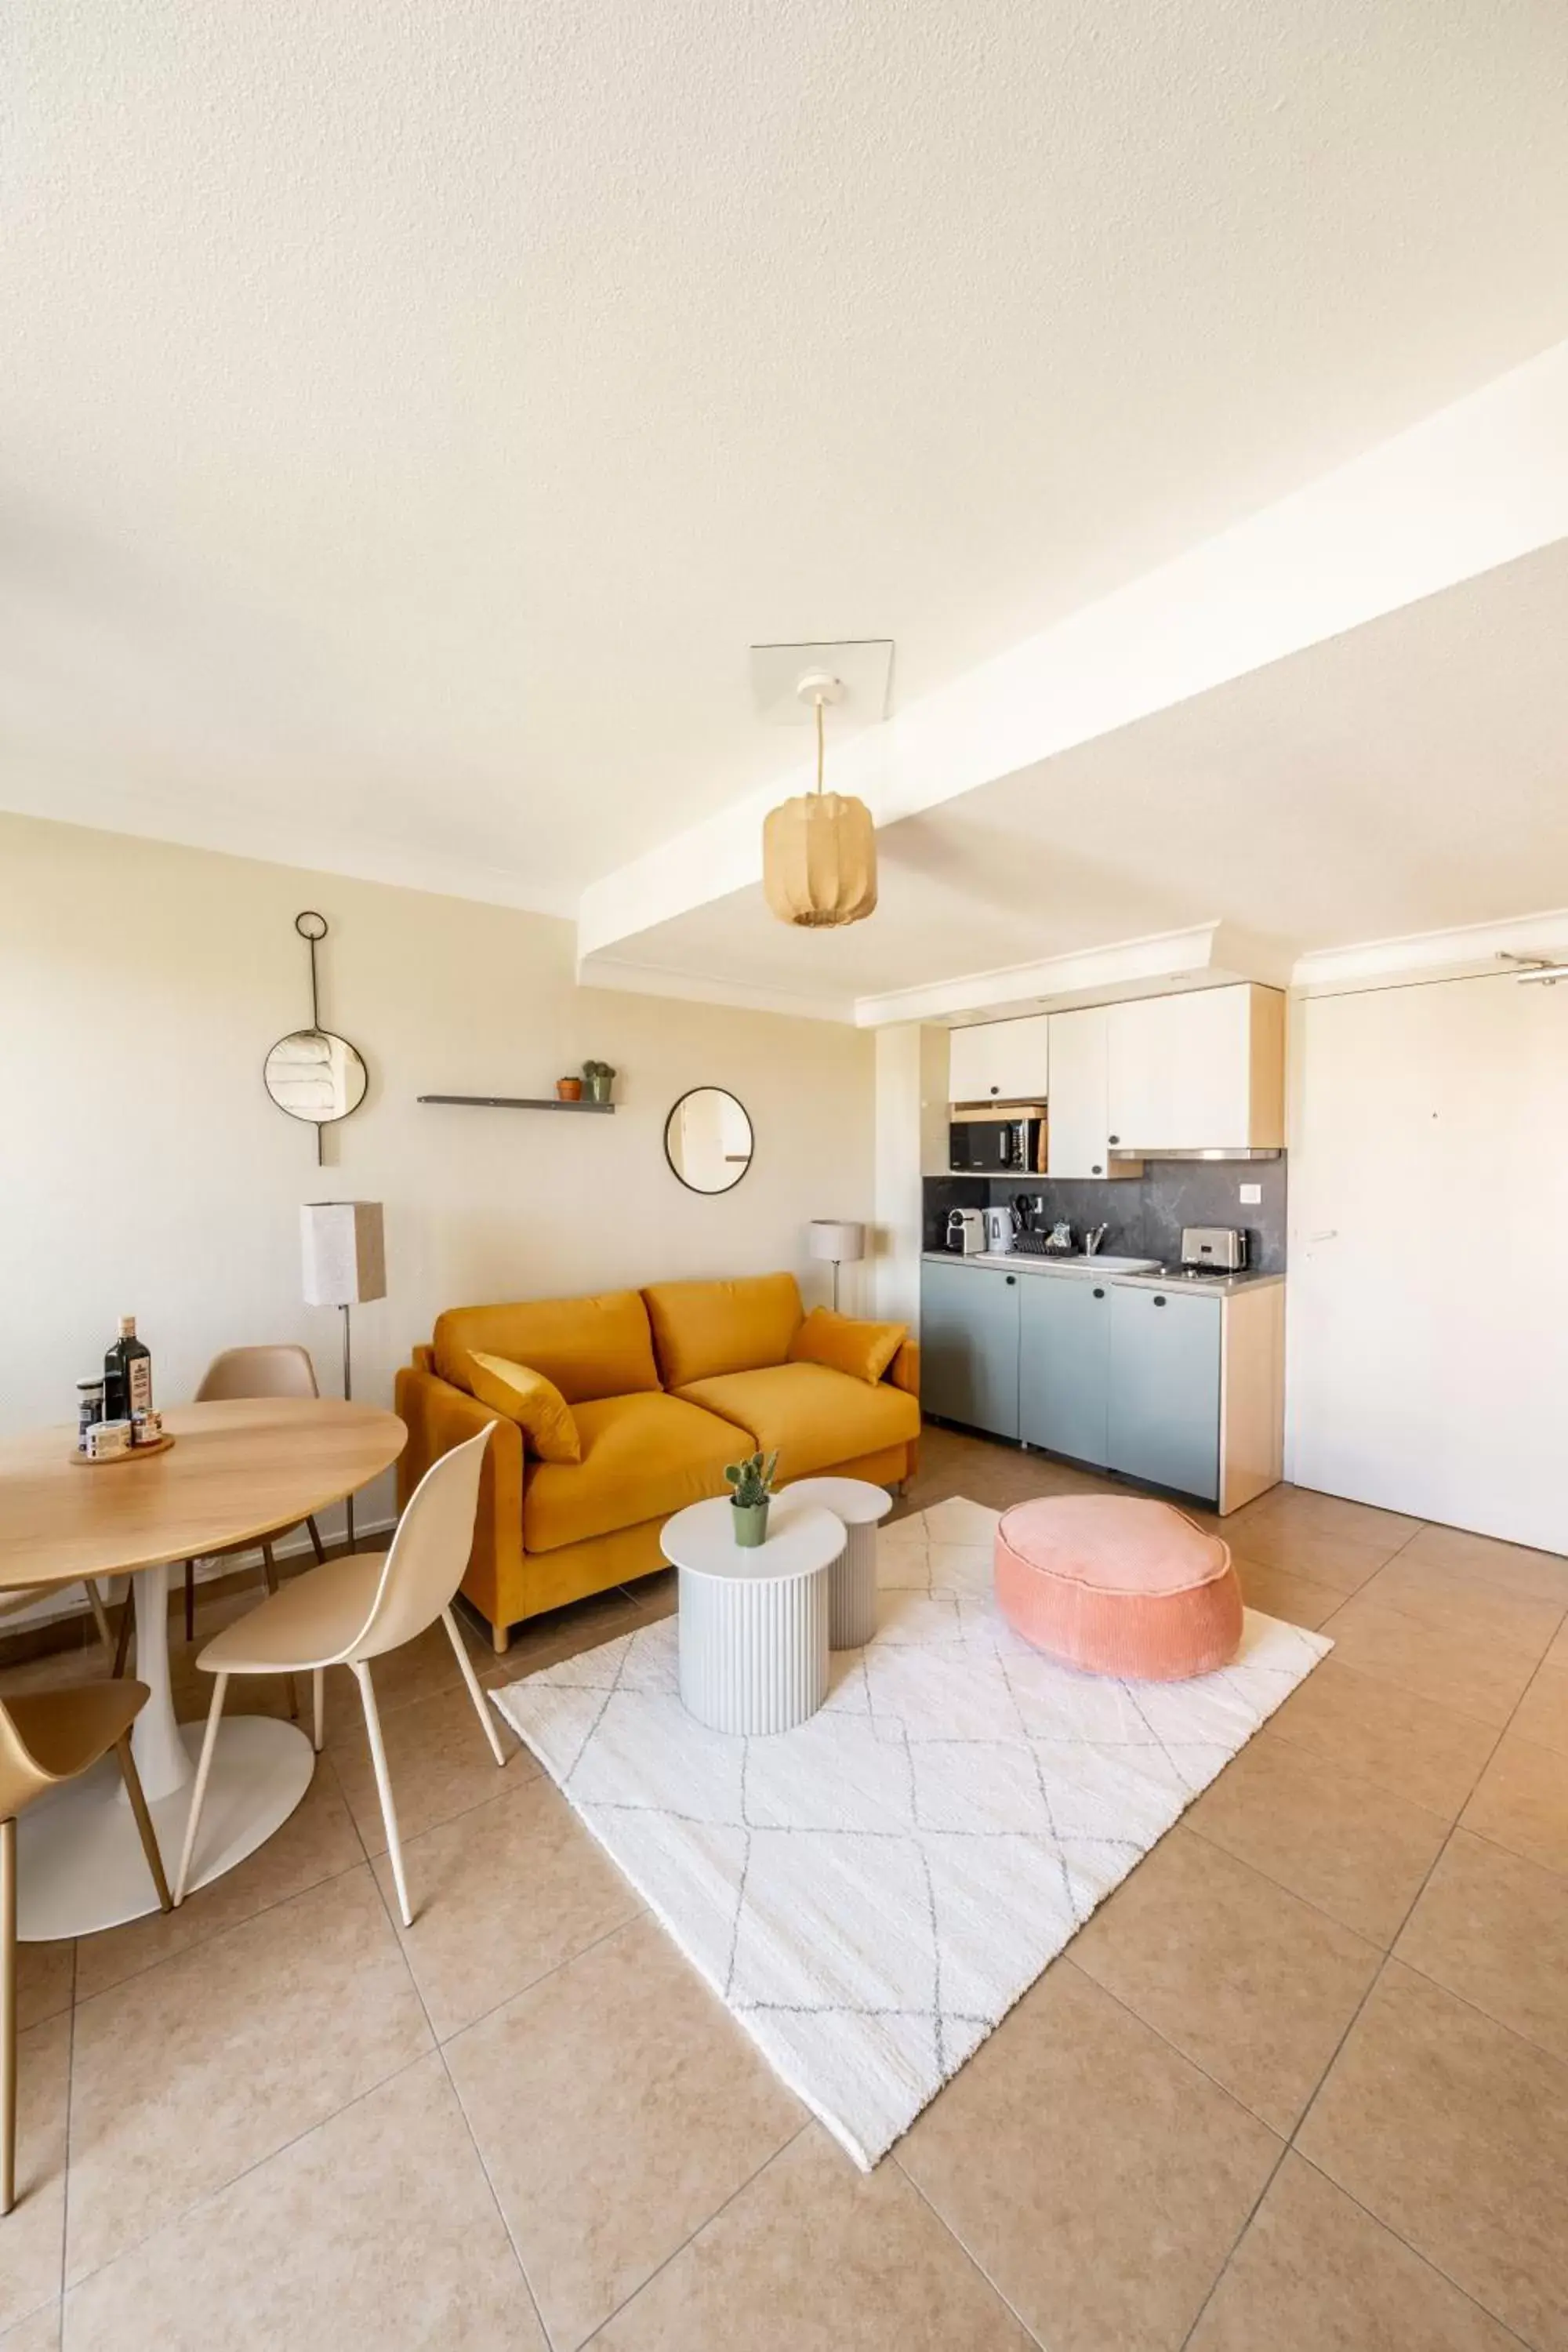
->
[609,541,1568,1007]
[4,2,1568,909]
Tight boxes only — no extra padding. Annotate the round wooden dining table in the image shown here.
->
[0,1396,405,1939]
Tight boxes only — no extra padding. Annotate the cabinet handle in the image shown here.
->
[1092,1287,1105,1299]
[1108,1134,1120,1145]
[1091,1163,1103,1176]
[1153,1294,1167,1306]
[989,1085,1000,1095]
[1005,1274,1016,1285]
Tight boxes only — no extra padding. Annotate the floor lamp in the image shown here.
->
[301,1201,386,1553]
[808,1219,866,1313]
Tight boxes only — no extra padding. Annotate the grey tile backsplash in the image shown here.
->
[924,1156,1287,1272]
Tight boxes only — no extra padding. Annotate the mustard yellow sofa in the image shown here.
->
[395,1272,922,1651]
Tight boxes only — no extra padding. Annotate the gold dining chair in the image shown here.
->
[113,1344,328,1708]
[176,1427,503,1925]
[0,1680,170,2212]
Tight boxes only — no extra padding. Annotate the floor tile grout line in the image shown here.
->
[54,2044,438,2310]
[357,1837,555,2351]
[1282,2149,1539,2351]
[573,2122,815,2352]
[1178,1688,1516,2352]
[889,2150,1050,2350]
[1176,1502,1555,2351]
[428,1905,648,2054]
[67,1751,368,2013]
[1178,1814,1425,1955]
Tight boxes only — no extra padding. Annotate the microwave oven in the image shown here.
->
[948,1112,1046,1175]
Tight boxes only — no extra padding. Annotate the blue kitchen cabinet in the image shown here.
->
[920,1261,1021,1440]
[1018,1274,1112,1466]
[1107,1284,1221,1501]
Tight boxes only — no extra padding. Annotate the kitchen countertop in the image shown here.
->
[920,1250,1284,1298]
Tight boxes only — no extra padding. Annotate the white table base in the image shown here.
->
[677,1561,829,1737]
[16,1554,314,1940]
[17,1717,314,1940]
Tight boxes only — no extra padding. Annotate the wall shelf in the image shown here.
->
[417,1094,615,1113]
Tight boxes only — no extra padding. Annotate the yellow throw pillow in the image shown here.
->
[787,1308,906,1385]
[466,1352,582,1464]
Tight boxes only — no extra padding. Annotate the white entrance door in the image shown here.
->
[1289,973,1568,1552]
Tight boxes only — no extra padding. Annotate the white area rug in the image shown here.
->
[492,1497,1331,2169]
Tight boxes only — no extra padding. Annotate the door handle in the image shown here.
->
[1306,1229,1338,1242]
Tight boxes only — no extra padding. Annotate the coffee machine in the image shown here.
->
[946,1208,986,1256]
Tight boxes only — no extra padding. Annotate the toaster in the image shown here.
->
[1179,1225,1248,1272]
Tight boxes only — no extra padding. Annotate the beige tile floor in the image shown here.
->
[1,1427,1564,2350]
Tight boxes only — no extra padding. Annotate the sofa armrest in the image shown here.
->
[394,1362,525,1647]
[887,1337,920,1402]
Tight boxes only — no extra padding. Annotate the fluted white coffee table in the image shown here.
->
[663,1493,845,1736]
[786,1476,892,1649]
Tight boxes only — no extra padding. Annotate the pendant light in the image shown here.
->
[762,672,878,928]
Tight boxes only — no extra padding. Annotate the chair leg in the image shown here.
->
[82,1578,114,1659]
[354,1663,412,1929]
[111,1587,135,1679]
[259,1544,299,1722]
[312,1667,325,1755]
[174,1673,229,1905]
[184,1560,196,1643]
[115,1734,172,1913]
[1,1817,14,2216]
[441,1608,506,1769]
[306,1514,327,1566]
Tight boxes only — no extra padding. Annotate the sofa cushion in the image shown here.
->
[434,1290,659,1405]
[672,1362,920,1483]
[524,1392,743,1554]
[788,1308,907,1385]
[643,1273,804,1390]
[466,1353,582,1464]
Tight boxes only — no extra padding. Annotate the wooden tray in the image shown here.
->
[70,1432,177,1468]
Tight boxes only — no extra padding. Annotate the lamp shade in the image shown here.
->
[808,1219,866,1265]
[763,792,877,927]
[301,1201,386,1307]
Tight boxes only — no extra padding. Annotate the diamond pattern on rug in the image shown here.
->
[492,1495,1330,2168]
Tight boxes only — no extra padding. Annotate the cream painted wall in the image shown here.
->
[873,1023,949,1327]
[0,815,875,1556]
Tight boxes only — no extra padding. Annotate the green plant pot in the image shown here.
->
[731,1498,770,1548]
[586,1072,612,1103]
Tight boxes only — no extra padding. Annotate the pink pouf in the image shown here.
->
[995,1494,1242,1680]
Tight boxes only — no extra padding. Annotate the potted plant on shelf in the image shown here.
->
[725,1448,779,1548]
[581,1058,616,1104]
[555,1075,583,1102]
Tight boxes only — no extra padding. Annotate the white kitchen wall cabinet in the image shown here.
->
[1105,984,1284,1154]
[947,1013,1050,1104]
[1043,1006,1142,1179]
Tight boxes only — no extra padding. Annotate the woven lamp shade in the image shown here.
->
[763,790,878,928]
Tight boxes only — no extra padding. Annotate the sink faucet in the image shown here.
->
[1084,1225,1109,1256]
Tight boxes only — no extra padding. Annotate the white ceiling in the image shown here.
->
[5,2,1568,916]
[602,540,1568,1011]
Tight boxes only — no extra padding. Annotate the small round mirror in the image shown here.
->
[664,1088,753,1194]
[263,1029,368,1127]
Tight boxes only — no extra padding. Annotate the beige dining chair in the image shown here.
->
[176,1426,503,1926]
[0,1679,171,2212]
[112,1344,328,1704]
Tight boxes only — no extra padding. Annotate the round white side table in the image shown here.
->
[662,1494,844,1736]
[786,1477,892,1649]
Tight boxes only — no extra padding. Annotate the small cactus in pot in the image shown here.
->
[725,1448,779,1548]
[581,1058,616,1103]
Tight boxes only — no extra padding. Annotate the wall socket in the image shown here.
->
[1238,1182,1262,1205]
